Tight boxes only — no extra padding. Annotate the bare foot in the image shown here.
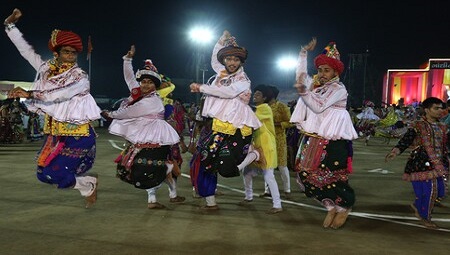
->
[85,175,98,209]
[411,203,439,229]
[330,208,352,229]
[323,208,337,228]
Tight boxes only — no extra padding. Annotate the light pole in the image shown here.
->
[200,68,208,84]
[363,49,369,101]
[189,27,213,103]
[277,55,297,88]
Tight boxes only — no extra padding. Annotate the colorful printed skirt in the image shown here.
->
[295,134,355,208]
[36,126,96,188]
[116,144,171,189]
[190,122,252,197]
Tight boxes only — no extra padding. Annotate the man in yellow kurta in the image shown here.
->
[239,84,282,214]
[259,85,292,198]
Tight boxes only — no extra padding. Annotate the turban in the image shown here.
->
[217,36,248,64]
[135,59,161,87]
[313,42,344,75]
[48,29,83,53]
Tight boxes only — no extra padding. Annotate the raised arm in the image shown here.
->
[296,38,317,80]
[294,37,317,93]
[123,45,139,91]
[4,8,45,71]
[211,30,231,74]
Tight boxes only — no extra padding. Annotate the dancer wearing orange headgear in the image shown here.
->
[290,40,358,229]
[5,8,101,208]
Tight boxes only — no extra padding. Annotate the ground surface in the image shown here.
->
[1,128,449,255]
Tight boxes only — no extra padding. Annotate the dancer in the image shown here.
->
[189,30,262,210]
[385,97,448,229]
[102,45,182,209]
[355,100,380,146]
[5,8,101,208]
[291,39,358,229]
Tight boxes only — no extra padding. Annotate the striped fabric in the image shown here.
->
[48,29,83,53]
[217,46,248,64]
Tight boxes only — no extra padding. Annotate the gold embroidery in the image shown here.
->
[43,114,89,136]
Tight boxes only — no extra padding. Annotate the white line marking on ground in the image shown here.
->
[109,140,125,150]
[367,168,394,174]
[179,173,450,232]
[111,144,449,231]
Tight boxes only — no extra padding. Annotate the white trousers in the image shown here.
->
[264,165,291,193]
[146,163,176,203]
[243,166,282,208]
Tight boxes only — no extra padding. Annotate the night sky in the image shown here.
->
[1,0,449,105]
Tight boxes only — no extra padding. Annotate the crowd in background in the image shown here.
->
[5,93,447,173]
[0,97,43,144]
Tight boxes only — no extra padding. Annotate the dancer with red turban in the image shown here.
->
[291,40,358,229]
[5,8,101,208]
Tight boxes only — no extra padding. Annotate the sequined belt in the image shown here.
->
[300,131,324,139]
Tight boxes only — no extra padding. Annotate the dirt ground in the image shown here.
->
[1,128,449,255]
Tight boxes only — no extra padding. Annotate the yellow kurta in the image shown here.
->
[269,100,292,166]
[253,103,277,169]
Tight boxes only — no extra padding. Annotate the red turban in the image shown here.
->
[48,29,83,53]
[313,42,344,75]
[314,55,344,75]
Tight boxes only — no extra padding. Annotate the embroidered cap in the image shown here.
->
[135,59,162,87]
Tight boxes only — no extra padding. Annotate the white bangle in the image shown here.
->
[4,22,16,31]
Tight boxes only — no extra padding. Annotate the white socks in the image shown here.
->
[205,195,217,206]
[73,176,97,197]
[166,162,174,175]
[237,151,258,171]
[146,183,162,203]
